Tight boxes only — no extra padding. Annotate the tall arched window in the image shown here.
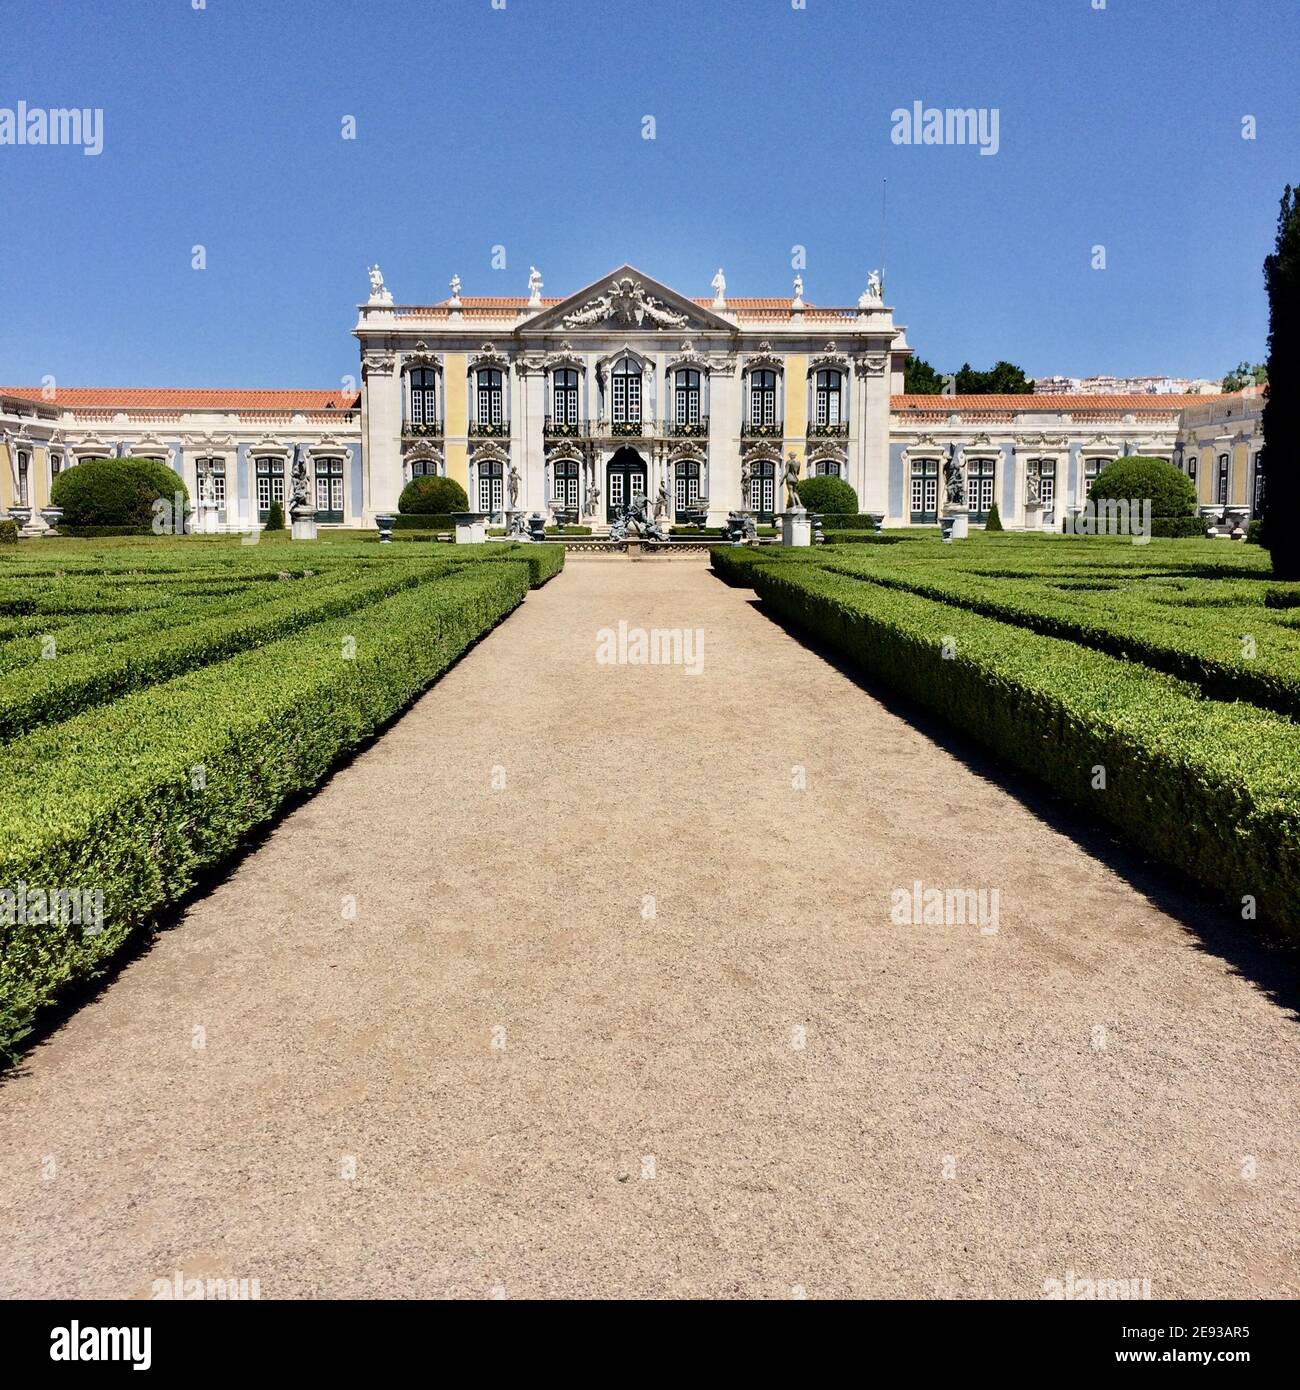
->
[814,370,843,426]
[611,358,641,425]
[554,458,579,512]
[15,450,31,506]
[553,369,579,427]
[409,368,438,426]
[477,459,503,514]
[749,370,777,427]
[674,459,702,519]
[674,369,701,426]
[477,369,504,427]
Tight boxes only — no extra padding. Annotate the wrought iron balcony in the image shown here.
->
[741,420,784,439]
[543,416,587,438]
[468,420,510,438]
[609,419,645,437]
[807,421,849,438]
[668,416,709,437]
[402,420,444,437]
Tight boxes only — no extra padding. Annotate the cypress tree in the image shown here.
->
[1261,185,1300,579]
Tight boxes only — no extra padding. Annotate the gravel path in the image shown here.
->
[2,554,1297,1299]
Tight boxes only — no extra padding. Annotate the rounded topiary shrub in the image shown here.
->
[398,474,468,515]
[264,499,285,531]
[795,474,858,514]
[1088,455,1196,517]
[50,457,189,532]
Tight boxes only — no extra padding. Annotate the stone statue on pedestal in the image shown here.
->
[783,452,803,510]
[943,448,966,506]
[508,463,520,508]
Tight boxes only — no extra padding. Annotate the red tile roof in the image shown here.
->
[891,393,1221,411]
[0,387,360,410]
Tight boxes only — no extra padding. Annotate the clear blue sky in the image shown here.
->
[2,0,1296,389]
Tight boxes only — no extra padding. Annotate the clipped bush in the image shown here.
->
[394,512,455,530]
[50,457,189,532]
[1089,456,1196,517]
[398,475,468,515]
[795,474,858,515]
[820,513,881,531]
[264,500,285,531]
[0,519,17,545]
[984,502,1004,531]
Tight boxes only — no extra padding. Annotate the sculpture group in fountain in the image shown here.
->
[608,492,668,543]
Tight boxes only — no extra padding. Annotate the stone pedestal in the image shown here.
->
[779,509,811,547]
[289,500,318,541]
[947,505,970,540]
[452,511,489,544]
[199,502,221,535]
[1023,500,1044,533]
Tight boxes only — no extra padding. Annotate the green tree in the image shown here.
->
[983,501,1003,531]
[1089,456,1197,517]
[903,356,947,394]
[264,499,285,531]
[954,360,1033,394]
[1222,360,1269,392]
[1261,186,1300,578]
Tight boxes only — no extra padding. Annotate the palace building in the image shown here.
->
[0,264,1266,533]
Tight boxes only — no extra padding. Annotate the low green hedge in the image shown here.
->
[741,561,1300,937]
[394,513,455,530]
[0,520,17,546]
[820,514,882,530]
[0,562,531,1055]
[1150,516,1210,539]
[55,524,158,538]
[0,564,441,740]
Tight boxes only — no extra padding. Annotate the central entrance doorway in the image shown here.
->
[606,447,648,523]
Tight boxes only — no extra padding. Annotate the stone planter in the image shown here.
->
[452,511,489,544]
[374,512,396,544]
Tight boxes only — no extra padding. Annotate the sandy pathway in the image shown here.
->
[1,554,1297,1299]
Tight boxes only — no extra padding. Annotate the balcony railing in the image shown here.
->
[807,421,848,438]
[668,416,709,437]
[543,416,585,437]
[741,420,784,439]
[403,420,444,437]
[468,420,510,438]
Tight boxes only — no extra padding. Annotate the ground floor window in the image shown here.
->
[50,449,62,478]
[1082,456,1103,499]
[812,458,842,477]
[315,457,344,522]
[607,454,648,522]
[409,458,439,478]
[478,460,503,514]
[674,460,702,520]
[554,459,579,512]
[1252,453,1265,519]
[1028,458,1057,523]
[255,457,285,518]
[1217,453,1230,506]
[910,458,938,523]
[15,451,30,506]
[967,458,995,522]
[1187,452,1198,487]
[747,459,775,521]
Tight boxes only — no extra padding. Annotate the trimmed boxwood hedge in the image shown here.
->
[1150,516,1210,538]
[0,562,532,1054]
[737,559,1300,938]
[820,514,882,530]
[50,457,190,531]
[394,512,455,530]
[0,519,17,545]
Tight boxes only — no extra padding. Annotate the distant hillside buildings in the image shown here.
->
[1032,375,1228,397]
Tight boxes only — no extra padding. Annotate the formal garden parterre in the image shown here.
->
[0,536,563,1055]
[712,532,1300,938]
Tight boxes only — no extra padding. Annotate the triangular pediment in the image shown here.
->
[522,265,732,334]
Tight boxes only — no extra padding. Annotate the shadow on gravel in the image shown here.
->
[751,595,1300,1021]
[0,614,514,1080]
